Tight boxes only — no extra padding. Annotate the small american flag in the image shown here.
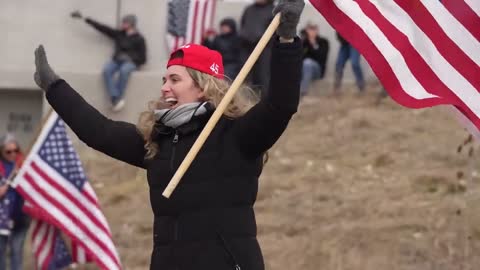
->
[310,0,480,134]
[12,112,121,270]
[166,0,217,51]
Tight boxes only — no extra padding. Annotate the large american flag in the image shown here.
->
[310,0,480,133]
[12,112,121,270]
[166,0,217,51]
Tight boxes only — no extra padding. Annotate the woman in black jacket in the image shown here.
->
[33,1,304,269]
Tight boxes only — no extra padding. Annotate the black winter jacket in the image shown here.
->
[45,37,302,270]
[210,34,241,66]
[303,37,330,78]
[85,18,147,66]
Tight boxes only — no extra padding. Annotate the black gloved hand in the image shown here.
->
[273,0,305,40]
[34,45,60,91]
[71,10,83,19]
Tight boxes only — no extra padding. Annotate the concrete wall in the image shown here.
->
[0,89,43,147]
[0,0,376,144]
[1,0,374,79]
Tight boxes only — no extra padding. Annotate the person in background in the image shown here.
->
[299,22,329,97]
[239,0,275,97]
[334,31,365,94]
[201,28,217,50]
[71,11,147,112]
[0,134,29,270]
[202,18,242,80]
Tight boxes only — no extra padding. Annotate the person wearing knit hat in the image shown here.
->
[0,134,29,270]
[202,17,242,80]
[34,0,305,269]
[70,10,147,112]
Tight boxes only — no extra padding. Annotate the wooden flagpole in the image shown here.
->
[162,13,281,198]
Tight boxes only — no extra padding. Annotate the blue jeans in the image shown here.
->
[300,58,322,96]
[334,44,365,92]
[102,60,137,104]
[0,224,29,270]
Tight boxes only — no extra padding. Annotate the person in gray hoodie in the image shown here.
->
[239,0,275,97]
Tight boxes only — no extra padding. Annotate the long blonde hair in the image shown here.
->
[137,68,259,158]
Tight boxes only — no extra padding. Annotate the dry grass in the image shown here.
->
[23,81,480,269]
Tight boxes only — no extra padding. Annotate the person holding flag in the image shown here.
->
[0,134,29,270]
[33,0,305,269]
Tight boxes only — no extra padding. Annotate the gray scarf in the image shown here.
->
[154,102,208,128]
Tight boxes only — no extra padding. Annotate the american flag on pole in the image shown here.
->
[309,0,480,134]
[166,0,217,51]
[12,111,121,270]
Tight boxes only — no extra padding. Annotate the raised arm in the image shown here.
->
[85,17,120,39]
[34,46,146,168]
[233,0,304,158]
[71,11,119,39]
[233,37,303,158]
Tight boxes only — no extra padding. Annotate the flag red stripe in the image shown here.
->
[31,220,42,244]
[20,173,120,268]
[31,162,111,237]
[82,186,98,207]
[442,0,480,41]
[393,0,480,91]
[309,0,448,108]
[41,229,55,270]
[16,184,113,270]
[31,220,48,269]
[72,241,78,262]
[34,225,49,264]
[190,0,200,43]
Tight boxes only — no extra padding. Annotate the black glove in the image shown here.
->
[273,0,305,39]
[34,45,60,91]
[71,10,83,19]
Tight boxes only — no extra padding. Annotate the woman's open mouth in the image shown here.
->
[165,97,178,108]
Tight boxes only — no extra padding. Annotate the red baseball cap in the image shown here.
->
[167,44,224,79]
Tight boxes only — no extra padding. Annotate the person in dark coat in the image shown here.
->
[299,22,330,96]
[71,11,148,111]
[33,1,305,269]
[239,0,275,97]
[202,18,242,81]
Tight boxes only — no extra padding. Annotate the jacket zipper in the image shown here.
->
[170,131,179,171]
[216,232,241,270]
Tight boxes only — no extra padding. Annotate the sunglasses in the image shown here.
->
[4,149,19,155]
